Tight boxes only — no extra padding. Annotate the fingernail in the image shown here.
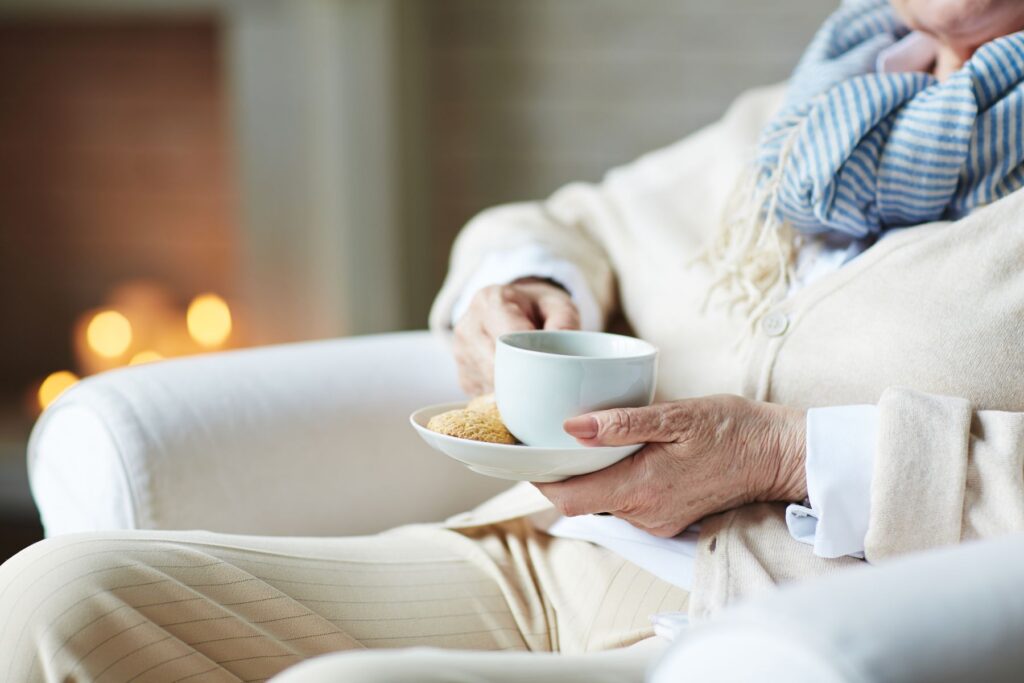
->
[564,415,598,439]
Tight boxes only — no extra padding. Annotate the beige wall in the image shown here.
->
[403,0,833,326]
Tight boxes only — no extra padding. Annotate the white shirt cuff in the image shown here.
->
[786,404,879,559]
[450,244,603,331]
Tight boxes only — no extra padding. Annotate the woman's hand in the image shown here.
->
[453,278,579,395]
[535,395,807,537]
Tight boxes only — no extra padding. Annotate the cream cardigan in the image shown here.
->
[429,85,1024,620]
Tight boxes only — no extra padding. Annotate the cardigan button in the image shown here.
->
[761,312,789,337]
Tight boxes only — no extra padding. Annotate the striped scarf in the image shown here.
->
[707,0,1024,315]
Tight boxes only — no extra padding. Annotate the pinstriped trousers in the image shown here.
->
[0,518,689,682]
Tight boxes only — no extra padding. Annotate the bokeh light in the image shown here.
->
[38,370,79,410]
[186,293,232,348]
[86,310,133,358]
[129,350,163,365]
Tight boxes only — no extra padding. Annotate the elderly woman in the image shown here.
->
[3,0,1024,681]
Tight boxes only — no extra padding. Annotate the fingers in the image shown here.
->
[453,285,538,395]
[481,287,537,337]
[454,323,494,395]
[536,292,580,331]
[534,453,639,517]
[454,325,488,394]
[509,278,580,331]
[535,443,694,536]
[451,280,579,397]
[563,403,685,446]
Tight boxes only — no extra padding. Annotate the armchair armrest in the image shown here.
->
[29,331,510,537]
[652,533,1024,682]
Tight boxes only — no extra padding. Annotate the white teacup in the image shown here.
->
[494,330,658,448]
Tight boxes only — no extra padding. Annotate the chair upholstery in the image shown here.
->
[28,331,510,537]
[652,533,1024,683]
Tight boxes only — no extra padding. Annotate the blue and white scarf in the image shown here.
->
[707,0,1024,315]
[760,0,1024,238]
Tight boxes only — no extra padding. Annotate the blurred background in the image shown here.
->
[0,0,831,560]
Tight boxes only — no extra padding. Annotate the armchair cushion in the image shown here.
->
[29,331,511,537]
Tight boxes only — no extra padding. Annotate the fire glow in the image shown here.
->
[34,285,238,414]
[187,294,232,348]
[37,371,79,411]
[86,310,133,358]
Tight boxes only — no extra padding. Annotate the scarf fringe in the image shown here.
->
[696,120,804,335]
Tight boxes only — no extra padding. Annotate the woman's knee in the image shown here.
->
[0,532,171,609]
[0,532,143,620]
[0,532,200,682]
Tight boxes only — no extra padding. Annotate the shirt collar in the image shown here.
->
[876,31,939,74]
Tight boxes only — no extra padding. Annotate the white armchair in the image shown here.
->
[28,331,510,537]
[25,330,1024,682]
[651,532,1024,683]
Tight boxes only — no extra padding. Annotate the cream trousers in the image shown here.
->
[0,519,689,682]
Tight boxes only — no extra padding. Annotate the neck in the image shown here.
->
[932,44,965,81]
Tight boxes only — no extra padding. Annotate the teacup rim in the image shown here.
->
[497,330,658,361]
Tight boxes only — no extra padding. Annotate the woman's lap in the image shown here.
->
[0,519,688,682]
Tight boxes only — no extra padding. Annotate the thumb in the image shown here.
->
[564,404,677,446]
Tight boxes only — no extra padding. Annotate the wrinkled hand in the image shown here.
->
[535,395,807,538]
[453,278,579,396]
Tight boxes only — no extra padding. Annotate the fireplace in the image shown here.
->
[0,17,239,414]
[0,13,244,559]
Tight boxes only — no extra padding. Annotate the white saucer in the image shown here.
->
[409,402,643,483]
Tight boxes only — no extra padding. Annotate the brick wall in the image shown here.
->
[0,18,235,392]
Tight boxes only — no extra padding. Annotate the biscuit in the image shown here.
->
[466,393,501,418]
[427,407,517,444]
